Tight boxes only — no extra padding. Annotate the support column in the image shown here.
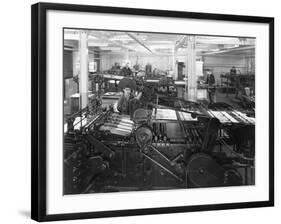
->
[173,46,178,80]
[185,35,197,101]
[125,49,129,63]
[79,31,88,109]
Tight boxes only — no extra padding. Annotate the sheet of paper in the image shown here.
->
[178,112,198,121]
[154,108,177,120]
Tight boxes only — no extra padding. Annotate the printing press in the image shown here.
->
[63,95,255,194]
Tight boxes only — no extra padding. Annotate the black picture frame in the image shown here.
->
[31,2,274,222]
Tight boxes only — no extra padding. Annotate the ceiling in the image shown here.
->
[64,29,255,57]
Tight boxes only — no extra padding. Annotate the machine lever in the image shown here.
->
[142,153,183,182]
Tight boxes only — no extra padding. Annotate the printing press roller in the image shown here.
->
[206,110,255,125]
[98,113,135,136]
[150,122,202,146]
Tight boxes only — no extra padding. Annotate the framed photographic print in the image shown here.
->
[31,2,274,222]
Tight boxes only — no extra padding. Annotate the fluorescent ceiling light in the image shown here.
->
[110,34,147,41]
[88,42,109,47]
[100,47,122,51]
[88,35,98,40]
[150,44,173,49]
[148,41,173,44]
[226,44,239,49]
[110,35,133,41]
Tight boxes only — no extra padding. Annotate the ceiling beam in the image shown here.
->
[175,35,188,50]
[196,37,255,46]
[199,46,255,56]
[126,32,154,54]
[89,31,136,52]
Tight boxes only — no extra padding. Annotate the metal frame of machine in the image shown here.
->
[63,97,256,193]
[31,2,274,222]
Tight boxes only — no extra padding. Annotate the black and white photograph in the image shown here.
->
[29,2,274,222]
[63,29,256,195]
[0,0,279,223]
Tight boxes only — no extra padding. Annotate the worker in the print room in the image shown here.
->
[114,78,142,116]
[230,66,237,75]
[206,70,216,105]
[120,61,133,77]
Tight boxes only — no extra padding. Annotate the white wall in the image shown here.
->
[99,53,250,81]
[100,52,174,71]
[203,55,247,84]
[204,55,246,73]
[132,54,173,71]
[100,53,126,70]
[99,52,249,85]
[1,1,280,224]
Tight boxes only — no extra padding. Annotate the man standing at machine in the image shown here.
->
[230,66,237,75]
[120,62,133,77]
[206,70,216,105]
